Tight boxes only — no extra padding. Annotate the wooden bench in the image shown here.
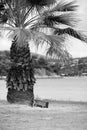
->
[34,100,49,108]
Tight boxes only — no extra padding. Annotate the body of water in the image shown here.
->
[0,76,87,102]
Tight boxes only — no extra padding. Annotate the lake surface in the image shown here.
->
[0,76,87,102]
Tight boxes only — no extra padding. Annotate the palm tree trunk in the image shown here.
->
[6,37,36,106]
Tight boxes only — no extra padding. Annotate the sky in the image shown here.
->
[66,0,87,58]
[0,0,87,58]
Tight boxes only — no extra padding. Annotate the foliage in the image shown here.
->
[49,63,61,75]
[37,57,48,68]
[0,0,87,101]
[0,0,86,58]
[0,51,61,76]
[1,50,87,77]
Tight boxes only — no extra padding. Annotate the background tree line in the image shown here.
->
[0,50,87,77]
[0,51,62,77]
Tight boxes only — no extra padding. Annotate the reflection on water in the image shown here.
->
[34,77,87,102]
[0,77,87,102]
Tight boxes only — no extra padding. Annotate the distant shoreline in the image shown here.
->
[0,99,87,106]
[0,75,87,80]
[0,75,62,80]
[0,77,87,103]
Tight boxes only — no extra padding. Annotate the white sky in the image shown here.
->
[0,0,87,58]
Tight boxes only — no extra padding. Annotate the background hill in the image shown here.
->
[0,51,60,77]
[0,51,87,77]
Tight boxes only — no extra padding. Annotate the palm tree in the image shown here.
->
[0,0,87,105]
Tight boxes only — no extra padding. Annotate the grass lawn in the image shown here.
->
[0,76,87,130]
[0,101,87,130]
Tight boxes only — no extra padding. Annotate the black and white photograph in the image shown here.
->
[0,0,87,129]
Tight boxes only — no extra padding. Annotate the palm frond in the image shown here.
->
[0,2,16,25]
[30,22,43,31]
[54,28,87,43]
[9,29,31,46]
[31,31,65,50]
[0,2,8,24]
[4,0,32,26]
[0,13,8,23]
[27,0,56,7]
[46,44,64,57]
[26,0,56,13]
[0,2,5,11]
[29,17,46,31]
[48,0,78,13]
[0,25,15,30]
[5,0,27,8]
[43,13,77,27]
[46,46,71,61]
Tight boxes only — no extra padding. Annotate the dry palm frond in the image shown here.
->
[54,28,87,43]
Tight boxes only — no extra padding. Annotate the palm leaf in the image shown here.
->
[46,46,71,62]
[26,0,56,13]
[31,31,65,51]
[5,0,27,8]
[0,2,16,25]
[27,0,56,7]
[9,29,31,46]
[4,0,33,26]
[46,44,64,57]
[43,13,77,27]
[0,2,5,11]
[0,25,14,30]
[0,2,8,24]
[30,20,87,43]
[47,0,78,13]
[0,14,8,23]
[54,28,87,43]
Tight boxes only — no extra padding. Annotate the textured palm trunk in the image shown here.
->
[6,37,36,106]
